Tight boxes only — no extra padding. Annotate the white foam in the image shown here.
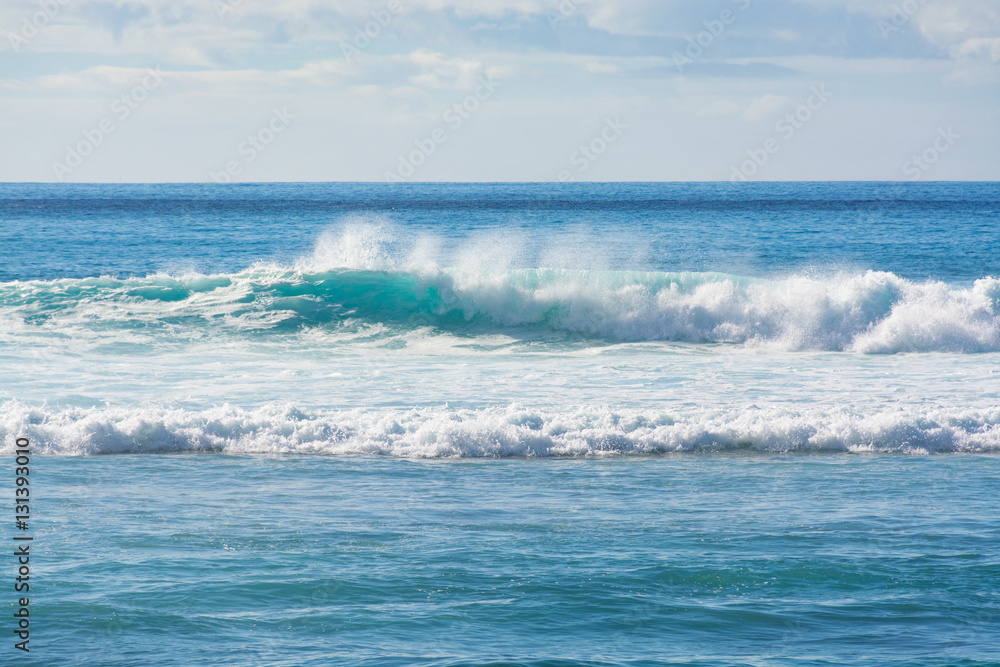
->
[3,401,998,457]
[2,221,998,353]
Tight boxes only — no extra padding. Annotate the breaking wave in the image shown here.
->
[2,265,998,353]
[3,401,999,457]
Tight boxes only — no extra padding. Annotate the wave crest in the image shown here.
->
[2,265,999,353]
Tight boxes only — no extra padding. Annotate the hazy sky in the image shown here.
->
[2,0,998,182]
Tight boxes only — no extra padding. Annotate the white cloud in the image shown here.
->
[952,37,1000,62]
[406,49,485,89]
[915,0,1000,56]
[584,62,620,75]
[742,94,791,122]
[2,0,999,181]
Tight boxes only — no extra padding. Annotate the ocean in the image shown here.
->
[1,182,999,666]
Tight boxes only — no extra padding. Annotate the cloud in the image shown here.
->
[79,1,150,42]
[584,61,619,74]
[951,37,1000,62]
[1,0,998,182]
[405,49,485,89]
[2,0,996,71]
[2,49,505,99]
[742,93,791,121]
[915,0,1000,49]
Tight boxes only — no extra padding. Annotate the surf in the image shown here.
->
[4,400,999,457]
[2,263,999,353]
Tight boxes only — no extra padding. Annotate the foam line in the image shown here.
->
[4,401,998,456]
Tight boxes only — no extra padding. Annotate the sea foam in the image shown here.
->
[3,401,998,457]
[2,222,999,353]
[2,265,998,353]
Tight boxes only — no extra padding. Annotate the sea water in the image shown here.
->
[1,182,998,665]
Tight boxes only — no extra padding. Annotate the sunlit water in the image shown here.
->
[2,182,999,665]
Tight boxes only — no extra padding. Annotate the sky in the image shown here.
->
[1,0,998,182]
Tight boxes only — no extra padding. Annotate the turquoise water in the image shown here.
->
[2,182,1000,664]
[37,455,1000,666]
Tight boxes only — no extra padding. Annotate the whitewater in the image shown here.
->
[3,263,999,351]
[3,215,999,457]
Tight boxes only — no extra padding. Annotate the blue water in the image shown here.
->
[2,182,998,281]
[2,182,1000,665]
